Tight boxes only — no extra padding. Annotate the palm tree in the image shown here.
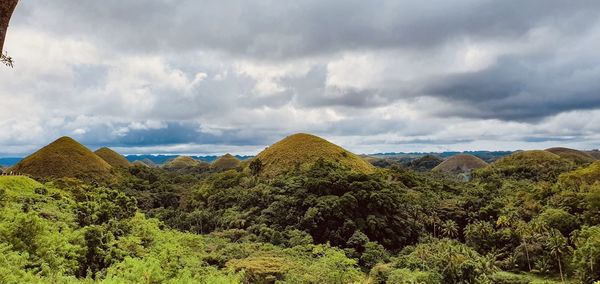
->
[441,220,459,238]
[546,229,568,283]
[425,212,441,238]
[516,221,533,271]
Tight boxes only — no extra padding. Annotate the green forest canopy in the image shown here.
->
[1,136,599,283]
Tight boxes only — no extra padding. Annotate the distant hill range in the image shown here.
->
[1,148,597,167]
[370,150,514,163]
[125,154,253,165]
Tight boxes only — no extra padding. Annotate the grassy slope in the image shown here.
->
[255,133,375,177]
[94,147,130,168]
[211,154,241,170]
[0,176,44,198]
[545,147,595,164]
[433,154,488,173]
[11,137,113,181]
[164,156,206,169]
[585,150,600,160]
[478,150,575,181]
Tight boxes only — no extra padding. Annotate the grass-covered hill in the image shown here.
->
[476,150,575,182]
[585,150,600,160]
[163,156,200,169]
[131,160,150,167]
[210,153,241,171]
[163,156,210,174]
[94,147,130,168]
[131,158,158,168]
[254,133,375,177]
[409,154,444,171]
[432,154,488,173]
[545,147,595,164]
[0,175,44,197]
[10,137,113,182]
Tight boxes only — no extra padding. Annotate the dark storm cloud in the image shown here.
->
[422,55,600,120]
[12,0,600,121]
[76,121,274,149]
[15,0,600,59]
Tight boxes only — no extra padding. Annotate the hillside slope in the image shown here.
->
[11,136,113,181]
[164,156,210,171]
[255,133,375,177]
[94,147,130,167]
[477,150,574,182]
[433,154,488,173]
[545,147,595,164]
[211,154,241,171]
[410,155,444,171]
[0,176,44,199]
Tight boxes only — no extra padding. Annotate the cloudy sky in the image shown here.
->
[2,0,600,156]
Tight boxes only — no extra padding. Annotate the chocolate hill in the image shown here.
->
[164,156,210,170]
[254,133,375,177]
[12,137,113,181]
[211,153,241,171]
[433,154,488,173]
[545,147,595,164]
[94,147,130,167]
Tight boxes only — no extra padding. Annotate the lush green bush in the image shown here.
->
[397,238,496,283]
[387,268,441,284]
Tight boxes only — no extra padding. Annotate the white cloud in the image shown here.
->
[2,1,600,156]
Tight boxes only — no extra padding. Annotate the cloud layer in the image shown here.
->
[1,0,600,155]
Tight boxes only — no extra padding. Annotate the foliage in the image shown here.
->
[3,136,600,283]
[387,268,442,284]
[475,150,574,182]
[396,238,496,283]
[572,226,600,283]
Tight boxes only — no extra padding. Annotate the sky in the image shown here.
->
[2,0,600,156]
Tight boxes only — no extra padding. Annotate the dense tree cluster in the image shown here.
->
[1,154,600,282]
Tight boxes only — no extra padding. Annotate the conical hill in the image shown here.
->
[211,154,241,171]
[432,154,488,173]
[12,136,113,181]
[254,133,375,177]
[94,147,130,167]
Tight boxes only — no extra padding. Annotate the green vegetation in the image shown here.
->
[1,134,599,283]
[11,137,114,182]
[255,133,375,177]
[476,150,575,182]
[586,150,600,160]
[211,153,241,171]
[163,156,209,173]
[408,154,444,171]
[433,153,488,173]
[546,147,596,165]
[94,147,130,168]
[0,175,364,283]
